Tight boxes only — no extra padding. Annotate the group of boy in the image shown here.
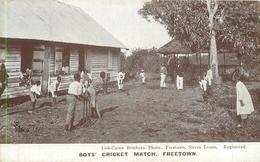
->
[5,63,256,130]
[65,70,100,131]
[160,63,184,90]
[199,65,255,128]
[160,63,255,128]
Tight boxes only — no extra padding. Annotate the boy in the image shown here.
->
[199,72,208,102]
[205,65,213,96]
[29,80,41,111]
[160,65,167,88]
[0,63,9,108]
[205,65,213,86]
[0,63,9,97]
[100,71,109,94]
[117,71,125,90]
[19,68,32,87]
[236,78,255,127]
[49,75,62,106]
[65,73,83,131]
[176,63,184,90]
[139,69,145,84]
[84,81,101,119]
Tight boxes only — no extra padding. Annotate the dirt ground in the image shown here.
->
[1,74,260,143]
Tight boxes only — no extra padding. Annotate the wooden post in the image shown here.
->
[196,53,198,65]
[223,52,226,65]
[42,45,51,95]
[208,52,210,66]
[173,54,176,81]
[108,48,113,71]
[199,53,202,74]
[84,48,88,70]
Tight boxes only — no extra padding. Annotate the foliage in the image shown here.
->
[119,52,126,71]
[122,48,161,78]
[138,0,260,57]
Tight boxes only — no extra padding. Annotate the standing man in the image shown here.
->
[65,73,83,131]
[176,63,184,90]
[160,65,167,88]
[117,71,125,90]
[236,78,255,128]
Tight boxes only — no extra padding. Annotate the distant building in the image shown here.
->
[157,39,239,81]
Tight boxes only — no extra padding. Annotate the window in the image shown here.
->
[55,47,70,75]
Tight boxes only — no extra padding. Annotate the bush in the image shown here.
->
[122,48,160,79]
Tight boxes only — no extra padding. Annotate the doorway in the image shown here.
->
[21,43,33,72]
[79,48,85,71]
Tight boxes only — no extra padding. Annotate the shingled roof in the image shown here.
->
[158,39,236,55]
[157,39,193,54]
[0,0,126,49]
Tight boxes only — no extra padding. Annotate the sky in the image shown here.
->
[59,0,171,51]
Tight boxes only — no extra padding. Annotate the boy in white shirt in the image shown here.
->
[199,72,208,102]
[176,64,184,90]
[49,76,62,106]
[160,66,167,88]
[117,71,125,90]
[205,66,213,86]
[139,69,145,84]
[236,78,255,128]
[29,80,41,110]
[205,65,213,96]
[65,73,83,131]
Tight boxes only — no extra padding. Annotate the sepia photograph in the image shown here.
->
[0,0,259,161]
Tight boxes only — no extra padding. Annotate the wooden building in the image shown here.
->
[0,0,126,99]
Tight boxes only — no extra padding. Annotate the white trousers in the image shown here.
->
[141,77,145,83]
[117,79,123,89]
[176,75,183,90]
[160,73,166,88]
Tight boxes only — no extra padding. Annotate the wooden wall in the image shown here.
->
[0,44,29,99]
[86,47,120,83]
[87,47,108,83]
[111,49,120,81]
[69,49,79,74]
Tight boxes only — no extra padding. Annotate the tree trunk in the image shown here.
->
[207,0,220,84]
[210,30,220,83]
